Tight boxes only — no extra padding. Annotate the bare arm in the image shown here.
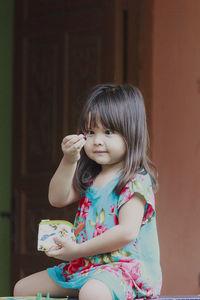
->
[79,195,145,257]
[46,194,145,260]
[48,134,86,207]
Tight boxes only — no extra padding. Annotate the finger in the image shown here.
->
[62,134,84,145]
[69,138,86,151]
[49,244,63,251]
[45,248,61,258]
[67,135,85,147]
[62,137,83,151]
[45,242,63,255]
[53,236,64,245]
[62,135,83,146]
[62,139,86,155]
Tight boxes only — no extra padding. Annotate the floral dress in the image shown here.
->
[47,173,162,299]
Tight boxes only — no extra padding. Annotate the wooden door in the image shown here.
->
[11,0,125,290]
[11,0,153,291]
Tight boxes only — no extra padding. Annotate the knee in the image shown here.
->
[13,278,26,296]
[79,279,113,300]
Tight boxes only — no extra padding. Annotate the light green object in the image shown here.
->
[0,297,68,300]
[0,293,68,299]
[45,293,50,300]
[36,293,42,300]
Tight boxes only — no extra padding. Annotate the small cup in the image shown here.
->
[37,219,75,251]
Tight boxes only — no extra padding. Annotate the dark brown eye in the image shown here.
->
[87,130,94,136]
[105,130,114,135]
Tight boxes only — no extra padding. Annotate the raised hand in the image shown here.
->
[61,134,86,164]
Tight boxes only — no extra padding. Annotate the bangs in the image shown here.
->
[80,93,124,134]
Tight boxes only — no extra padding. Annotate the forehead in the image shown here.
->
[87,111,98,124]
[81,104,118,132]
[86,112,104,129]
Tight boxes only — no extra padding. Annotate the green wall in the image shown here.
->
[0,0,13,295]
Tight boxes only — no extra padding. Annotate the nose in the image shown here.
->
[93,133,104,145]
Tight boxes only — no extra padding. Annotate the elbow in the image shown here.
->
[122,228,139,244]
[48,193,67,208]
[49,201,64,208]
[49,200,66,208]
[48,199,61,208]
[48,191,56,207]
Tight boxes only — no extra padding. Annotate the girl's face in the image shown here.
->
[84,120,126,171]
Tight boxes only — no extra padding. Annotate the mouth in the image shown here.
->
[94,151,107,154]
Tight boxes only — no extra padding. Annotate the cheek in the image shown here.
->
[120,145,126,159]
[118,139,126,153]
[118,143,127,161]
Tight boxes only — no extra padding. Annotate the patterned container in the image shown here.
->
[37,219,75,251]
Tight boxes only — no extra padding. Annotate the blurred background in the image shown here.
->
[1,0,200,296]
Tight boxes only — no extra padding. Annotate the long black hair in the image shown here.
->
[73,84,158,195]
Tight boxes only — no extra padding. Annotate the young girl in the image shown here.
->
[14,84,162,299]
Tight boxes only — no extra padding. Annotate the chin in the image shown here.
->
[94,159,109,165]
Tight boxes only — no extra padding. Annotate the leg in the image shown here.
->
[13,269,79,297]
[79,279,113,300]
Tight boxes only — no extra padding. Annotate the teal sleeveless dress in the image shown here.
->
[47,173,162,299]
